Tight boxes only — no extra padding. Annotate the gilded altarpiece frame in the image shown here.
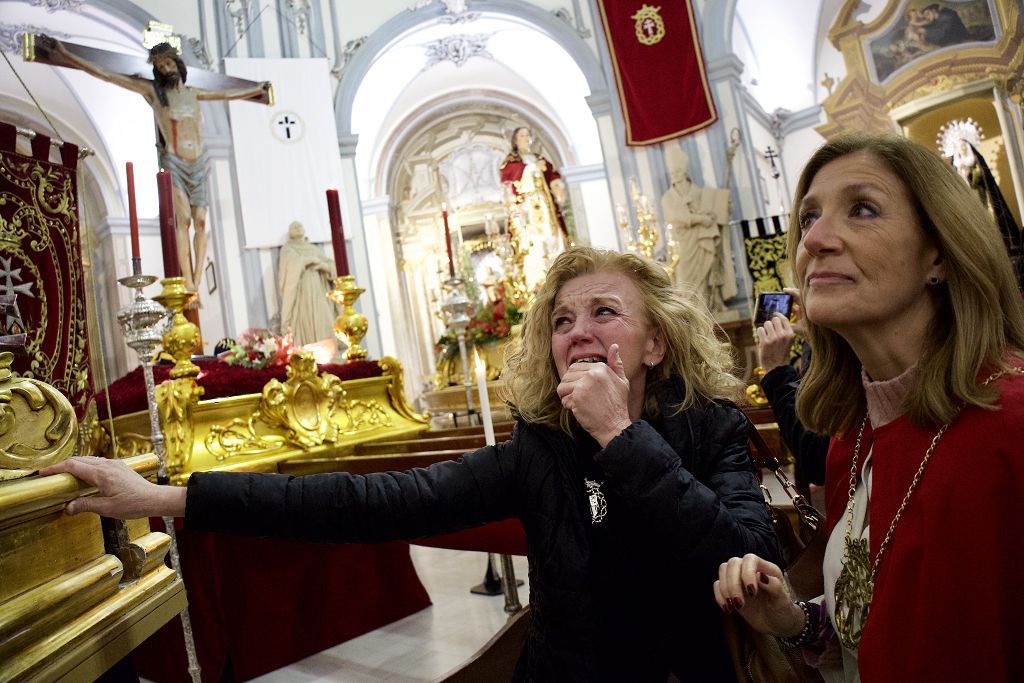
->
[820,0,1024,223]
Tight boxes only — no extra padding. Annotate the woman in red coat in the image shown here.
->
[715,134,1024,682]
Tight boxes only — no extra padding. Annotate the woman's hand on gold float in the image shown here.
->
[713,553,805,638]
[38,456,186,520]
[556,343,631,448]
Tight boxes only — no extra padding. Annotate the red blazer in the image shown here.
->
[824,366,1024,682]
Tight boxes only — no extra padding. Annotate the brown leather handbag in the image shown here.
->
[720,424,827,683]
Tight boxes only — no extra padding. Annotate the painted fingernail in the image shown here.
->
[746,584,756,597]
[721,601,732,613]
[759,573,770,585]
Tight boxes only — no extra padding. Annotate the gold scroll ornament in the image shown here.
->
[205,352,394,461]
[154,276,205,474]
[0,351,79,480]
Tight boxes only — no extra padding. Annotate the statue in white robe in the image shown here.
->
[277,221,339,346]
[661,147,738,312]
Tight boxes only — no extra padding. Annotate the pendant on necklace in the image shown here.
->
[584,478,607,524]
[833,536,873,650]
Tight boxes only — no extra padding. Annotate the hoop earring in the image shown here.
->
[928,276,941,285]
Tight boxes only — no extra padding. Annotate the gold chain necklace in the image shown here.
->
[833,367,1023,650]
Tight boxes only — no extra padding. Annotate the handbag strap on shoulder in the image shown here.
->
[744,414,822,533]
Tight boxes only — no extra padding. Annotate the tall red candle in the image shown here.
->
[156,170,181,278]
[326,188,349,277]
[126,162,141,259]
[442,204,454,278]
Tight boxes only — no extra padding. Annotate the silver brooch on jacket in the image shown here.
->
[585,478,607,524]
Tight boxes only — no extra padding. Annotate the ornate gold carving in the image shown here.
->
[819,0,1023,138]
[205,353,394,460]
[745,367,770,407]
[328,275,369,361]
[152,276,204,476]
[156,377,204,474]
[114,432,154,458]
[255,353,344,447]
[152,277,200,379]
[0,352,78,479]
[338,398,391,433]
[1005,73,1024,105]
[379,356,430,423]
[78,406,111,457]
[204,415,284,460]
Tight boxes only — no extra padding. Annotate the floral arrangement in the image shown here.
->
[436,284,524,361]
[220,328,294,369]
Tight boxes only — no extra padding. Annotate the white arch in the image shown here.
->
[334,0,606,137]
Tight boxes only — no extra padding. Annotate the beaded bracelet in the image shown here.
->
[779,600,821,648]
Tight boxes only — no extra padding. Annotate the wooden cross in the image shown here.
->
[23,33,270,104]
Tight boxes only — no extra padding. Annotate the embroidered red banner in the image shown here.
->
[0,121,94,419]
[596,1,718,145]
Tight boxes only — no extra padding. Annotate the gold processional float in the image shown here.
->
[0,258,430,680]
[95,273,429,485]
[0,345,186,681]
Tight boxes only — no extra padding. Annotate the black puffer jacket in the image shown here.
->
[185,377,781,681]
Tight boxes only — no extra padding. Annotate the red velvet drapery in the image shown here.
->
[0,121,94,417]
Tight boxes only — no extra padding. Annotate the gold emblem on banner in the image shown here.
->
[632,5,665,45]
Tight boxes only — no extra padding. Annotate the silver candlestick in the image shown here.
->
[116,272,203,683]
[440,276,475,421]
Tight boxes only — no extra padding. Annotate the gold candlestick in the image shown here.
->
[328,275,369,361]
[152,277,204,476]
[153,277,201,378]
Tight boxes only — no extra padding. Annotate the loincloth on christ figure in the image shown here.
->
[158,147,211,207]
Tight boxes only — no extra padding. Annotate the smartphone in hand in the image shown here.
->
[754,292,794,326]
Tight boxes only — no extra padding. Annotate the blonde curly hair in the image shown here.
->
[501,247,740,434]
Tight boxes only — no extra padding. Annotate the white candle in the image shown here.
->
[474,350,496,446]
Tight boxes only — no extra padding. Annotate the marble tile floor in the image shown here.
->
[250,547,531,682]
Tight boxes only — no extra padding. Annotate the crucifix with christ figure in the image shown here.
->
[24,27,273,296]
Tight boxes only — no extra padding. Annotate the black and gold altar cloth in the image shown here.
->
[739,214,793,298]
[0,121,93,419]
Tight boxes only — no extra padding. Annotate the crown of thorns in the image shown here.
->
[147,43,180,62]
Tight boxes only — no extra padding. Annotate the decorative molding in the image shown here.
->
[362,195,391,215]
[741,89,822,141]
[585,90,612,117]
[706,54,744,83]
[562,163,607,184]
[423,34,492,69]
[332,36,366,78]
[409,0,481,23]
[285,0,312,36]
[338,133,359,158]
[335,0,606,136]
[0,24,68,53]
[819,0,1023,138]
[186,36,214,69]
[225,0,252,37]
[28,0,84,12]
[768,108,790,145]
[553,6,590,39]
